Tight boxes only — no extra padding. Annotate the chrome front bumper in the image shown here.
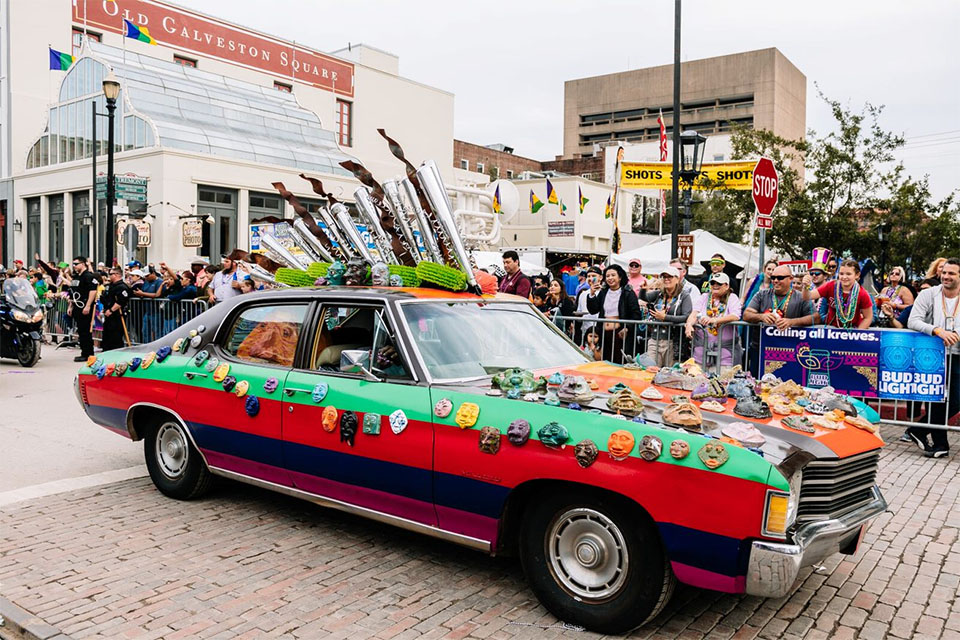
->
[745,486,886,598]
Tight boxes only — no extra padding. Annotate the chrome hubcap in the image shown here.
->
[547,508,628,601]
[156,423,188,479]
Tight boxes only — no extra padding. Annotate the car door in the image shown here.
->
[281,300,436,527]
[175,300,311,486]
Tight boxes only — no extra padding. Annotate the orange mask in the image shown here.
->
[322,406,339,433]
[607,430,635,460]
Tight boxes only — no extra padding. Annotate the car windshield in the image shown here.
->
[2,278,40,312]
[400,301,589,381]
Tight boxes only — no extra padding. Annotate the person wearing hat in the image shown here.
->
[641,265,692,367]
[686,272,743,366]
[67,256,100,362]
[626,259,648,297]
[100,267,132,351]
[209,254,241,304]
[700,254,727,293]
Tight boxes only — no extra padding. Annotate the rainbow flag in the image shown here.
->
[124,18,157,45]
[49,47,74,71]
[578,186,589,214]
[604,195,612,219]
[546,179,558,205]
[492,185,502,214]
[530,190,544,214]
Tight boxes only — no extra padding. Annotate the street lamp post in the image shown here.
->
[102,72,121,268]
[678,130,707,234]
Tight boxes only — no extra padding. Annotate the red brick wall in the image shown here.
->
[453,140,541,179]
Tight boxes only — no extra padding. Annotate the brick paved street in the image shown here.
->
[2,424,958,640]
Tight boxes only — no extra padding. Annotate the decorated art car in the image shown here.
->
[75,287,886,634]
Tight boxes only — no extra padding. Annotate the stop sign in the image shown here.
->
[752,157,779,215]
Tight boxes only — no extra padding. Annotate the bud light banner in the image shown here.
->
[761,326,946,401]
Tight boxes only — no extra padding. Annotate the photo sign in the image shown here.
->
[181,219,202,247]
[761,326,946,401]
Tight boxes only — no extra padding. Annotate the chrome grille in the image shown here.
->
[797,449,880,522]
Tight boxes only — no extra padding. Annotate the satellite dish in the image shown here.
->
[488,179,520,222]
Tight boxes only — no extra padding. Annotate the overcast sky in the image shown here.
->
[188,0,959,201]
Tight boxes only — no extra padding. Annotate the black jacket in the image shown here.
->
[585,285,643,341]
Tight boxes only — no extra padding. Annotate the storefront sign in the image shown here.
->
[116,218,151,247]
[182,219,202,247]
[75,0,354,96]
[761,326,946,401]
[95,174,148,203]
[677,234,694,266]
[547,221,575,237]
[619,161,756,191]
[779,260,811,277]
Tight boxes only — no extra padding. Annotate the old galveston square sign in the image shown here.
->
[74,0,355,96]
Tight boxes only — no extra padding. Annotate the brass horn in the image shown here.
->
[415,160,478,290]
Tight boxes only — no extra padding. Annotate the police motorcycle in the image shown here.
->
[0,278,44,366]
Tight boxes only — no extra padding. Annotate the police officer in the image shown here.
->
[101,267,131,351]
[68,256,99,362]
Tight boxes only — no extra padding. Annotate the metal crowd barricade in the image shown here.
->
[42,293,75,343]
[43,297,209,347]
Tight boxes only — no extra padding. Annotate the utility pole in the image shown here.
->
[670,0,681,260]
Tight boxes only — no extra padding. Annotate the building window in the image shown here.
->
[506,170,514,179]
[476,162,484,174]
[336,99,352,147]
[274,81,292,93]
[173,55,197,68]
[460,159,469,170]
[713,154,725,162]
[72,28,100,57]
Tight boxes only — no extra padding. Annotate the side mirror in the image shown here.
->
[340,349,380,382]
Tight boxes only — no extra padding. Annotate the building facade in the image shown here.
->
[453,140,541,181]
[1,0,455,267]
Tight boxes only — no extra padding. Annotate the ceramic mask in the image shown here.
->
[640,386,663,400]
[204,357,220,373]
[770,380,805,399]
[607,382,630,394]
[506,388,521,400]
[326,261,346,285]
[340,411,358,446]
[95,365,107,380]
[213,363,230,382]
[155,346,172,362]
[389,409,408,434]
[190,335,202,349]
[663,402,703,428]
[783,415,817,433]
[722,422,766,447]
[698,441,729,469]
[312,383,329,403]
[221,375,237,392]
[543,389,561,406]
[245,396,260,417]
[434,398,453,418]
[537,422,569,448]
[234,380,249,397]
[363,413,381,435]
[263,377,278,393]
[547,371,565,386]
[699,400,726,413]
[557,376,594,403]
[493,368,545,394]
[86,355,97,367]
[105,363,115,376]
[805,401,829,415]
[670,395,691,404]
[344,257,369,287]
[507,419,530,446]
[389,274,403,287]
[193,350,209,367]
[172,338,184,352]
[587,379,599,390]
[371,262,390,286]
[141,352,155,369]
[115,362,127,376]
[567,403,581,411]
[734,395,772,419]
[726,373,757,399]
[638,435,662,461]
[188,329,198,338]
[478,426,501,455]
[129,357,141,371]
[653,368,690,390]
[824,396,857,417]
[607,430,636,460]
[574,440,599,468]
[322,406,339,432]
[691,377,726,400]
[845,415,877,433]
[93,357,104,370]
[669,440,690,459]
[455,403,479,429]
[606,388,642,417]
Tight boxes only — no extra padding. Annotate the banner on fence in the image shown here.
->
[761,326,946,401]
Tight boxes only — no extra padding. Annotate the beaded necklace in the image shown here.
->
[771,289,793,316]
[706,295,727,336]
[833,280,860,328]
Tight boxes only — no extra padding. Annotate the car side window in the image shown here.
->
[311,304,411,379]
[223,303,308,367]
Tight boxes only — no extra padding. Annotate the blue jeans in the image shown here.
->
[915,353,960,449]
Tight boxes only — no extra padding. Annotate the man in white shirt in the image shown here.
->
[209,255,241,304]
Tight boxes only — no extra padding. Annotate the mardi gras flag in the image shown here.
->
[578,186,589,214]
[558,197,568,216]
[604,194,612,219]
[492,185,502,214]
[124,18,157,45]
[49,47,75,71]
[546,178,558,205]
[530,190,544,214]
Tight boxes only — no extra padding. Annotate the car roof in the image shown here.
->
[240,286,527,303]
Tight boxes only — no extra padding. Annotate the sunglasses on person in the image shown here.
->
[629,262,641,268]
[770,275,792,281]
[710,281,724,287]
[710,259,725,266]
[808,270,824,276]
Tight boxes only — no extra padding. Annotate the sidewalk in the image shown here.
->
[1,424,958,640]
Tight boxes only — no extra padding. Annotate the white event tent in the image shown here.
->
[608,229,753,277]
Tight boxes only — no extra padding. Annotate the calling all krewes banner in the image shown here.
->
[620,161,756,190]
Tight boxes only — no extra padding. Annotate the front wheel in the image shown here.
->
[144,420,212,500]
[520,490,675,634]
[16,337,40,367]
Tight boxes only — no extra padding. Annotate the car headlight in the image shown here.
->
[12,309,30,323]
[762,471,801,538]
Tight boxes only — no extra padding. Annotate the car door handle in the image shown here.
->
[183,372,207,380]
[284,387,313,397]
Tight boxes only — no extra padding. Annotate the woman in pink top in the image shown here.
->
[684,272,743,366]
[626,259,648,297]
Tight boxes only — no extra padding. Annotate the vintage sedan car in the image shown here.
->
[75,287,886,634]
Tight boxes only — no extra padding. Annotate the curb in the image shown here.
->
[0,598,73,640]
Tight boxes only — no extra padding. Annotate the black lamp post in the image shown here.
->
[877,222,892,286]
[102,71,121,268]
[677,130,707,234]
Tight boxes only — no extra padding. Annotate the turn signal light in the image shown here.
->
[763,491,790,538]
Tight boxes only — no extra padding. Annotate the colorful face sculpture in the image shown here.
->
[543,389,561,406]
[115,362,128,376]
[455,403,479,429]
[190,335,202,349]
[434,398,453,418]
[558,376,594,403]
[172,338,184,352]
[805,401,829,415]
[783,415,817,433]
[698,441,729,469]
[363,413,381,435]
[193,350,209,367]
[188,329,198,338]
[205,357,220,373]
[640,386,663,400]
[389,274,404,287]
[155,346,172,362]
[340,411,358,446]
[86,355,97,367]
[638,435,662,461]
[538,422,569,448]
[312,383,328,404]
[95,365,107,380]
[507,419,530,446]
[371,262,390,286]
[670,395,691,404]
[245,396,260,417]
[575,439,599,468]
[663,402,703,428]
[699,400,726,413]
[129,357,141,371]
[234,380,249,397]
[734,395,772,419]
[221,375,237,392]
[322,406,339,432]
[493,368,546,394]
[326,261,345,285]
[389,409,408,434]
[141,352,155,369]
[669,439,690,459]
[506,388,521,400]
[93,358,104,370]
[213,363,230,383]
[478,426,500,454]
[547,371,565,386]
[263,377,279,393]
[342,257,367,287]
[691,377,726,400]
[607,430,636,460]
[726,373,757,399]
[607,382,630,394]
[606,389,642,417]
[105,363,116,376]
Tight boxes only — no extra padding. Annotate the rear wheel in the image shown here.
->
[520,490,675,634]
[144,419,211,500]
